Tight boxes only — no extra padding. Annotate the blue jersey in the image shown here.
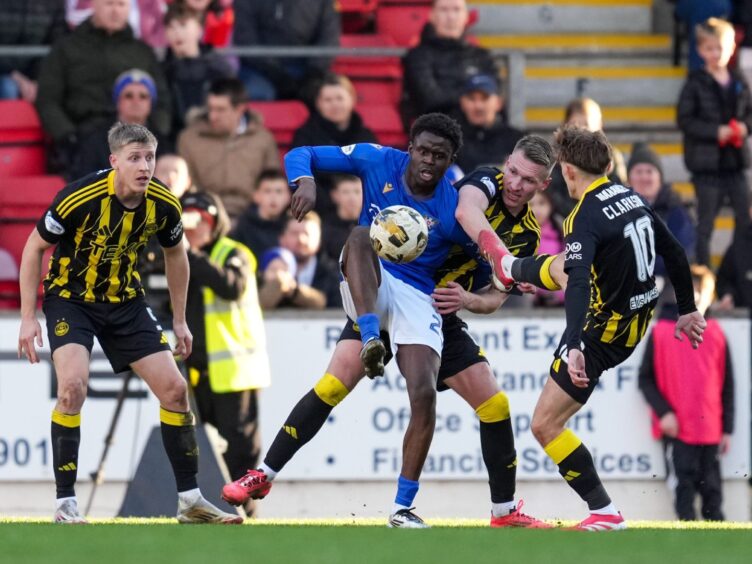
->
[285,143,470,294]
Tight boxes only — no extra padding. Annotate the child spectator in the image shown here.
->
[639,265,734,521]
[174,0,234,48]
[677,17,752,266]
[231,170,292,259]
[321,175,362,262]
[528,190,564,306]
[162,2,234,133]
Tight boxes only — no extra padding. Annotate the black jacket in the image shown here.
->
[716,224,752,308]
[677,68,752,173]
[321,215,357,263]
[0,0,67,78]
[230,206,288,260]
[454,113,523,172]
[402,23,498,121]
[268,253,342,309]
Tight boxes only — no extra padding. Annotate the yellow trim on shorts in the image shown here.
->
[475,391,510,423]
[539,255,561,291]
[313,373,350,407]
[52,410,81,428]
[544,429,582,465]
[159,407,194,426]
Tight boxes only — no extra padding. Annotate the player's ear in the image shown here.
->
[109,153,118,169]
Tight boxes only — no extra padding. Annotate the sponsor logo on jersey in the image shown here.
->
[55,320,69,337]
[45,212,65,235]
[168,221,183,241]
[480,176,497,195]
[565,241,582,260]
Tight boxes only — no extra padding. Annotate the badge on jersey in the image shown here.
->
[45,211,65,235]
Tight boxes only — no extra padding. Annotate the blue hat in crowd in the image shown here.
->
[260,247,297,278]
[112,69,157,104]
[462,74,500,96]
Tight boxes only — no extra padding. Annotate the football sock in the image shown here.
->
[55,496,77,509]
[511,254,561,291]
[264,374,350,474]
[492,501,517,518]
[394,475,419,510]
[159,407,199,492]
[258,463,277,480]
[177,487,201,505]
[476,392,516,504]
[356,313,380,345]
[51,410,81,499]
[591,502,619,516]
[544,429,611,511]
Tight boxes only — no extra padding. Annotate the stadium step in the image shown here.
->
[470,0,652,35]
[525,105,676,130]
[477,33,671,53]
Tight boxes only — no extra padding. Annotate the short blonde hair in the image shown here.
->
[108,122,157,153]
[695,17,735,46]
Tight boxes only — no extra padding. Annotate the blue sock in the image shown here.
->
[356,313,380,345]
[394,475,419,507]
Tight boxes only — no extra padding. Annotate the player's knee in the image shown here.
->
[161,377,188,410]
[475,391,510,423]
[57,378,87,411]
[408,381,436,415]
[531,413,556,446]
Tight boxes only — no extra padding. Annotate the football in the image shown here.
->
[369,205,429,264]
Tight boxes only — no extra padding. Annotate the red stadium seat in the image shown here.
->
[352,78,403,105]
[339,0,379,14]
[333,34,402,80]
[0,145,46,176]
[0,100,47,176]
[249,101,309,149]
[0,175,66,220]
[357,103,407,148]
[376,5,430,47]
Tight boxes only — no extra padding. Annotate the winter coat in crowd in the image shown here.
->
[454,112,523,173]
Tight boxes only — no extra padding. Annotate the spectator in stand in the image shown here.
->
[231,170,292,259]
[628,143,696,275]
[321,175,362,262]
[177,77,280,221]
[0,0,68,102]
[639,265,734,521]
[292,73,376,219]
[402,0,498,126]
[529,190,564,307]
[66,0,168,48]
[70,69,170,180]
[674,0,732,71]
[454,74,523,173]
[677,17,752,266]
[37,0,170,172]
[155,153,194,197]
[162,3,234,134]
[234,0,340,101]
[174,0,234,48]
[715,206,752,311]
[547,97,627,218]
[258,212,341,310]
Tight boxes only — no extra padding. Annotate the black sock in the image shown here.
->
[51,410,81,499]
[480,419,517,503]
[159,407,199,492]
[545,429,611,510]
[264,389,335,472]
[511,254,561,290]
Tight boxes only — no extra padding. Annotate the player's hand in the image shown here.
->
[675,311,706,349]
[431,282,469,314]
[567,348,588,388]
[18,316,44,364]
[720,433,732,455]
[172,320,193,360]
[291,178,317,220]
[659,412,679,438]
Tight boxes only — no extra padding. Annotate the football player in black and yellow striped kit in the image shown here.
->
[17,123,241,524]
[223,136,556,528]
[496,127,706,531]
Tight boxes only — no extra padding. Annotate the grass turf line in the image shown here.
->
[0,520,751,564]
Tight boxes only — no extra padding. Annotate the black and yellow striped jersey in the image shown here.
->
[562,177,665,349]
[36,169,183,303]
[435,167,541,292]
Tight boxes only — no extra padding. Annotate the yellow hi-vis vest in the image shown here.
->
[204,237,271,393]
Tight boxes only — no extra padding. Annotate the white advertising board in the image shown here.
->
[0,315,749,482]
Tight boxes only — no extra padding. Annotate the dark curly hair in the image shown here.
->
[409,113,463,155]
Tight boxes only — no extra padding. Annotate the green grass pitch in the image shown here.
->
[1,518,751,564]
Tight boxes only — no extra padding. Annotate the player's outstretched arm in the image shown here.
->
[163,242,193,359]
[431,282,510,315]
[674,310,707,350]
[17,229,52,363]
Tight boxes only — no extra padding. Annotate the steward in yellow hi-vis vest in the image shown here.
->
[182,192,270,514]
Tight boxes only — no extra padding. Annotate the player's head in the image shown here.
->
[696,18,736,70]
[155,154,192,198]
[253,169,291,220]
[554,125,613,198]
[181,191,230,250]
[108,122,158,193]
[502,135,555,212]
[431,0,469,40]
[407,113,462,192]
[331,174,363,221]
[207,77,248,135]
[92,0,130,34]
[280,211,322,262]
[113,69,156,126]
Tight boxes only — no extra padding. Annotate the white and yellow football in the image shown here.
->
[369,205,428,264]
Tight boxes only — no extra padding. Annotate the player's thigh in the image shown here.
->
[396,344,440,406]
[437,314,490,401]
[131,350,187,409]
[51,343,92,408]
[444,362,498,411]
[326,339,369,390]
[531,376,583,445]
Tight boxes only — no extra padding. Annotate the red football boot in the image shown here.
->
[490,500,553,529]
[570,512,627,531]
[221,469,272,506]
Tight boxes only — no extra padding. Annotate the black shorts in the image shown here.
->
[338,313,488,391]
[550,332,636,404]
[43,294,171,373]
